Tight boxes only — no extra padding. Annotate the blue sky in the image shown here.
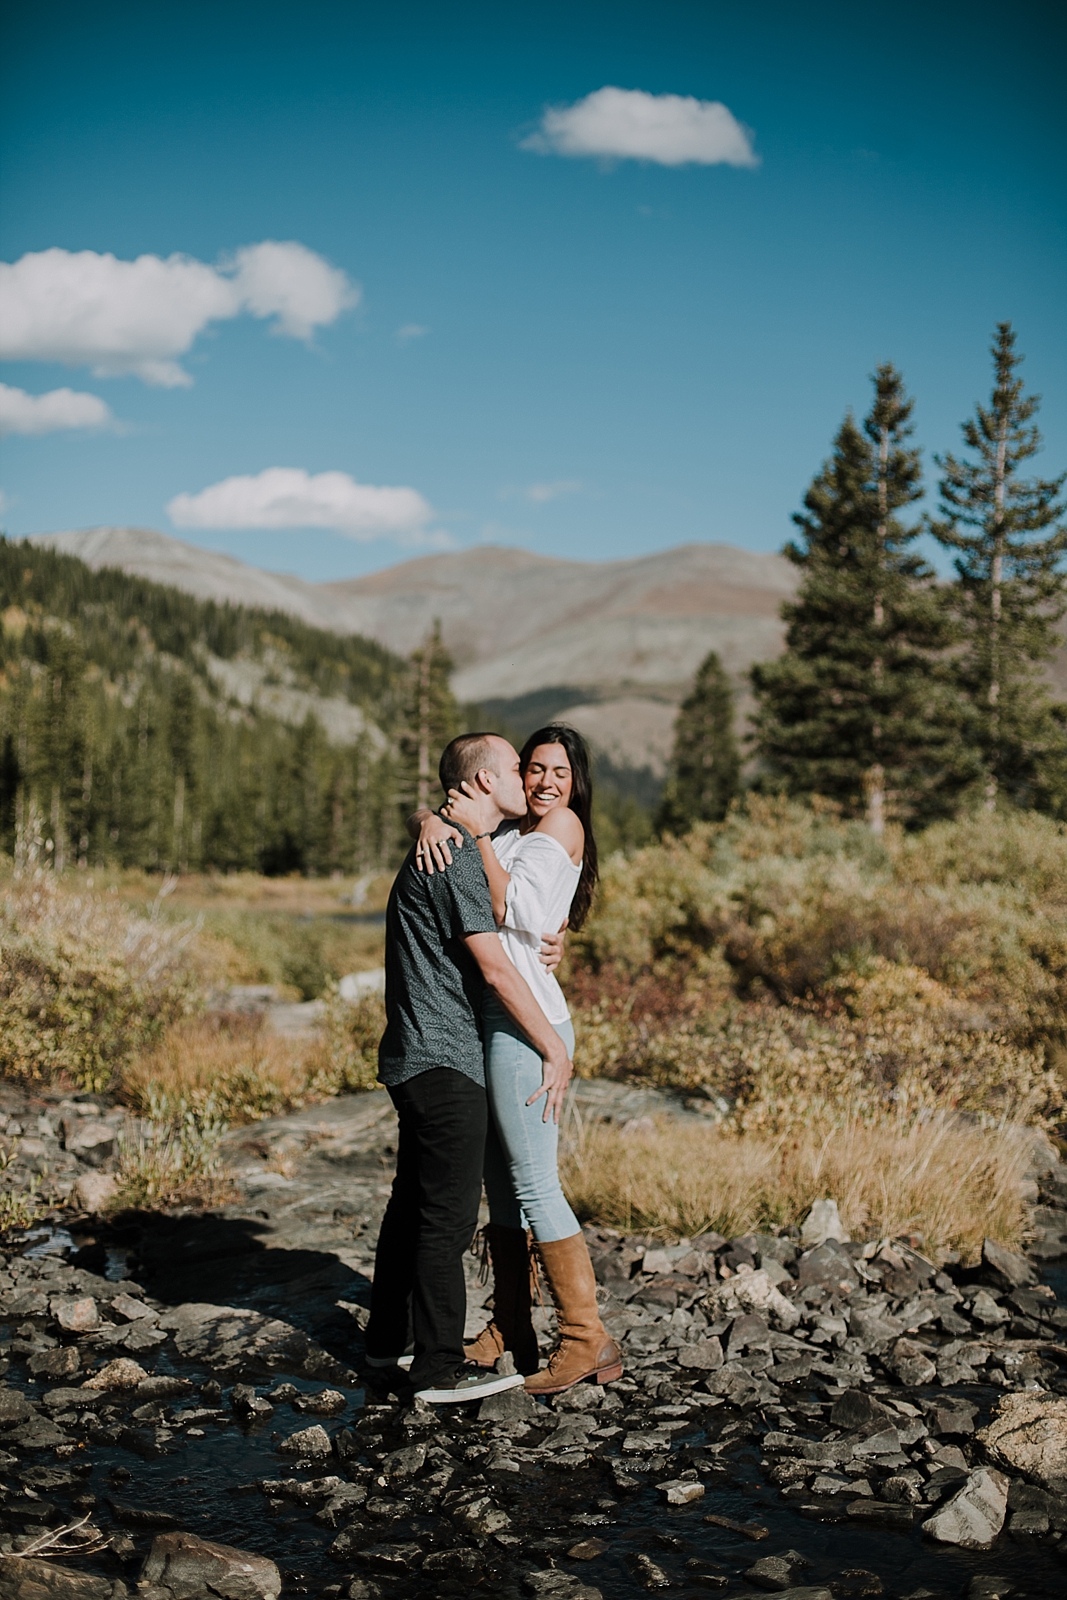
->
[1,0,1064,581]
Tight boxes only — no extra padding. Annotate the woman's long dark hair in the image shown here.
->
[518,724,598,930]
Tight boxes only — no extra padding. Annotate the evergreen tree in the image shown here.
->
[931,323,1067,810]
[0,536,412,875]
[657,650,740,833]
[401,622,460,812]
[752,365,973,827]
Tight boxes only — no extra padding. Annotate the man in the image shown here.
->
[364,732,574,1404]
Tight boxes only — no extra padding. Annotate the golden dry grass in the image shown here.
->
[559,1109,1033,1262]
[119,992,384,1126]
[121,1014,319,1122]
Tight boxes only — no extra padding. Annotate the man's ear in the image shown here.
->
[471,767,494,794]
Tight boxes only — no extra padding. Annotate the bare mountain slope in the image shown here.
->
[33,527,797,773]
[32,527,355,631]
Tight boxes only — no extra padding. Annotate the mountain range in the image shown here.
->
[25,524,1067,789]
[33,528,797,776]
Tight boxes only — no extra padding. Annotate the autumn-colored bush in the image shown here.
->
[566,799,1067,1130]
[0,872,195,1092]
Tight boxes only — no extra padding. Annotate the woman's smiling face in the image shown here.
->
[523,742,573,817]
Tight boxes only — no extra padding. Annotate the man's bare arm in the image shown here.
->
[465,932,573,1122]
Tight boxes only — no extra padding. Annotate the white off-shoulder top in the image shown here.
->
[490,822,581,1026]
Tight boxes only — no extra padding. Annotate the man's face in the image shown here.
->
[485,736,526,818]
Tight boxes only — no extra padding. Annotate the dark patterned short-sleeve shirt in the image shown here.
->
[377,827,497,1087]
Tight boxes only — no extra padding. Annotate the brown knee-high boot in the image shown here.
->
[464,1224,539,1376]
[525,1232,623,1394]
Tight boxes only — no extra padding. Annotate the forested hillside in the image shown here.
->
[0,538,412,875]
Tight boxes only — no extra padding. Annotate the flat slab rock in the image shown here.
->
[142,1532,281,1600]
[0,1559,114,1600]
[157,1303,356,1383]
[921,1468,1009,1548]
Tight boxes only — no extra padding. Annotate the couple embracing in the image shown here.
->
[363,725,622,1404]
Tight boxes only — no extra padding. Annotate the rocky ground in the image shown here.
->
[2,1078,1067,1600]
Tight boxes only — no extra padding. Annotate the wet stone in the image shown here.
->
[141,1531,282,1600]
[277,1423,332,1456]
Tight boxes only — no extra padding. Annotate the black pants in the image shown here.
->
[365,1067,487,1389]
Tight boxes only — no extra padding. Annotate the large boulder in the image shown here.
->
[921,1467,1008,1547]
[978,1392,1067,1493]
[142,1532,281,1600]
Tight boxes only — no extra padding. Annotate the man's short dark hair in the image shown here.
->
[439,732,500,795]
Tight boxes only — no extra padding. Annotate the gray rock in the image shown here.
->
[966,1579,1014,1600]
[156,1302,355,1382]
[829,1390,894,1431]
[0,1557,112,1600]
[677,1337,724,1371]
[277,1424,332,1456]
[381,1442,426,1478]
[28,1345,80,1380]
[478,1382,543,1422]
[62,1121,116,1166]
[978,1392,1067,1493]
[982,1238,1036,1291]
[0,1388,34,1428]
[728,1313,772,1355]
[848,1305,904,1351]
[744,1553,810,1591]
[633,1553,671,1589]
[800,1200,849,1248]
[357,1544,423,1572]
[970,1290,1009,1327]
[141,1532,281,1600]
[921,1467,1009,1547]
[135,1376,192,1402]
[887,1338,937,1386]
[453,1495,509,1536]
[796,1242,860,1292]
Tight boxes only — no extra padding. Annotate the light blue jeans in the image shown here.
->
[482,997,580,1243]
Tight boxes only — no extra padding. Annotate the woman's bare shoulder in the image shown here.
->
[534,806,584,861]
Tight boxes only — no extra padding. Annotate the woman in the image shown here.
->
[413,724,622,1395]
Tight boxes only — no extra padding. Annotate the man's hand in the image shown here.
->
[540,919,568,972]
[465,931,573,1122]
[525,1041,573,1124]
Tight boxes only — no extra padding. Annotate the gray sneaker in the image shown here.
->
[413,1362,525,1405]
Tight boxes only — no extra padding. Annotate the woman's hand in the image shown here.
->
[414,811,463,874]
[442,780,496,839]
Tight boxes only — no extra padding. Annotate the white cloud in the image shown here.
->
[396,323,428,343]
[227,241,358,340]
[0,382,114,435]
[525,479,582,503]
[167,467,434,541]
[522,86,758,168]
[0,242,359,387]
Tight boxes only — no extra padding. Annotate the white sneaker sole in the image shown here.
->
[414,1371,525,1404]
[364,1354,414,1369]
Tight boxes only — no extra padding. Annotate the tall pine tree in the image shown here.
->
[752,365,972,827]
[656,650,740,833]
[401,621,460,811]
[931,323,1067,811]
